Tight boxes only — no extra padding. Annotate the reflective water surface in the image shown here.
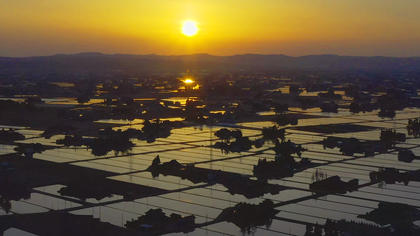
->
[2,108,420,236]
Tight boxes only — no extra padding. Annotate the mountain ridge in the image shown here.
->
[1,53,420,74]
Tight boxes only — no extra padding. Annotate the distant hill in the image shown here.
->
[1,53,420,76]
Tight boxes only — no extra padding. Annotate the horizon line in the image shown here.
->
[2,52,420,59]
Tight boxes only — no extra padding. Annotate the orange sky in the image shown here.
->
[1,0,420,57]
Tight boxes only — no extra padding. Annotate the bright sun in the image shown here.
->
[182,21,199,37]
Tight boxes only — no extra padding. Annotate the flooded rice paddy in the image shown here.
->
[2,108,420,235]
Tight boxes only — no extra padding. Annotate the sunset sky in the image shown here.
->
[2,0,420,57]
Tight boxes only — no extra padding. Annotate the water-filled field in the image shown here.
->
[2,108,420,236]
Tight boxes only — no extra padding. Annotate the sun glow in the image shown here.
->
[181,21,199,37]
[184,79,194,84]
